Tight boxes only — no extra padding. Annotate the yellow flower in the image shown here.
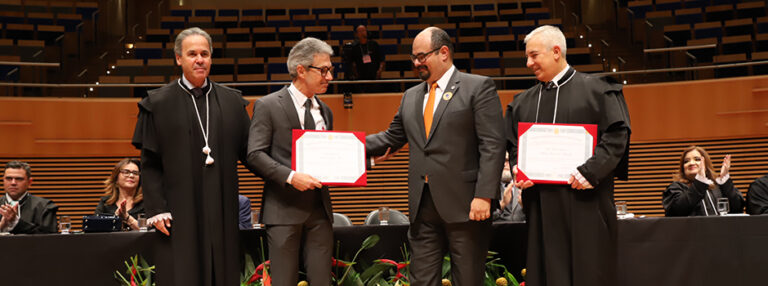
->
[297,281,309,286]
[441,278,452,286]
[496,277,508,286]
[521,268,527,278]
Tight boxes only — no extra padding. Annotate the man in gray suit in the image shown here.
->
[366,27,506,285]
[246,37,334,286]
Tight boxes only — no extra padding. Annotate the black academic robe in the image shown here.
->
[132,79,251,286]
[0,194,58,234]
[747,174,768,215]
[94,195,145,219]
[505,67,631,286]
[663,179,744,216]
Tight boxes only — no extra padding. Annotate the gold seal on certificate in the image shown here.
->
[291,130,367,186]
[517,122,597,184]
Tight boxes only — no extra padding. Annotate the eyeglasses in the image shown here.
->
[410,47,441,63]
[119,169,140,177]
[308,65,334,77]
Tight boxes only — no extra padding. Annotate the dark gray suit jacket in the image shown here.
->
[0,193,58,234]
[366,70,506,223]
[247,87,334,225]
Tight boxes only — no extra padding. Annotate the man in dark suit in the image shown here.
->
[238,195,252,229]
[366,27,506,285]
[0,161,58,234]
[247,37,335,286]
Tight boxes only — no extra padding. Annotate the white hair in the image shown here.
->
[286,37,334,79]
[524,25,567,57]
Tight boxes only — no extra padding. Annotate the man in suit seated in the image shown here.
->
[0,161,58,234]
[494,153,525,222]
[238,194,252,229]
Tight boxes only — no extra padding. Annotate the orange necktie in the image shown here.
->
[424,82,438,138]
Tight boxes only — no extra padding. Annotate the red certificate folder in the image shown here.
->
[291,129,367,186]
[516,122,598,185]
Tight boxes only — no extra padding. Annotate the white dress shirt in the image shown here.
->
[286,83,327,184]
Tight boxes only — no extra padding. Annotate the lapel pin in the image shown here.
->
[442,92,453,101]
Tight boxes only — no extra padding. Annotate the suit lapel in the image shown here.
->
[277,87,302,130]
[425,71,461,146]
[412,82,428,145]
[316,97,332,130]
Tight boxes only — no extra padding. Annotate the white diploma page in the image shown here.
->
[292,130,367,186]
[517,123,596,184]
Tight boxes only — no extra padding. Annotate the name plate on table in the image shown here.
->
[292,130,367,186]
[517,122,597,184]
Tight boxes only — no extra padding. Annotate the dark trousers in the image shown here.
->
[409,185,492,286]
[266,205,333,286]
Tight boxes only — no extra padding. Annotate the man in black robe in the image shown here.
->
[505,25,631,286]
[0,161,58,234]
[132,27,252,286]
[747,174,768,214]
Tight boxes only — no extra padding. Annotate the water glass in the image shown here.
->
[717,198,729,216]
[615,201,628,218]
[137,213,148,232]
[252,210,261,229]
[378,206,390,225]
[59,215,71,234]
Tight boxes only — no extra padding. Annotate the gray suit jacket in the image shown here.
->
[366,70,506,223]
[247,87,334,225]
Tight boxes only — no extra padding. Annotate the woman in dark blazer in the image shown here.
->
[663,146,744,216]
[94,158,144,230]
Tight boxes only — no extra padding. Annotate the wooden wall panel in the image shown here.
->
[2,75,768,228]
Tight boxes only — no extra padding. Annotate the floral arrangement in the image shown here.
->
[114,254,156,286]
[240,235,523,286]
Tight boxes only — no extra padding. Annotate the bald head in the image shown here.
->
[412,27,454,83]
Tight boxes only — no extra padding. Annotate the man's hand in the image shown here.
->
[290,172,322,191]
[469,198,491,221]
[567,172,594,190]
[0,204,16,230]
[512,165,534,190]
[501,183,514,208]
[153,217,172,236]
[373,147,397,165]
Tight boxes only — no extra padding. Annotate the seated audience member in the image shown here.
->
[238,194,252,229]
[0,161,58,234]
[494,153,525,222]
[663,146,744,216]
[95,158,144,230]
[747,174,768,215]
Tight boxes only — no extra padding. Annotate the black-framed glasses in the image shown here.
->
[308,65,334,77]
[119,169,140,177]
[410,47,441,63]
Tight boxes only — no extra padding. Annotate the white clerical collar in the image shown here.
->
[5,192,27,206]
[549,65,571,87]
[181,74,209,90]
[288,83,315,106]
[432,65,456,91]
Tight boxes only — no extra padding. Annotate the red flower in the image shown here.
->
[130,266,137,286]
[331,257,349,267]
[520,282,525,286]
[248,260,271,285]
[376,259,409,281]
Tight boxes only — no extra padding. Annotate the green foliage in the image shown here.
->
[114,254,155,286]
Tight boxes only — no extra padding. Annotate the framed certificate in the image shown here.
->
[291,130,367,186]
[517,122,597,184]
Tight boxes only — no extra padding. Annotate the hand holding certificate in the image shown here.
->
[516,123,597,184]
[292,130,367,186]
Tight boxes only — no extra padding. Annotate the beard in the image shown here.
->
[501,170,513,184]
[417,66,430,80]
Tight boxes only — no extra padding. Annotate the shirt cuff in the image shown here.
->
[695,173,714,185]
[286,170,295,184]
[370,157,375,167]
[571,170,594,189]
[147,212,172,225]
[716,174,730,185]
